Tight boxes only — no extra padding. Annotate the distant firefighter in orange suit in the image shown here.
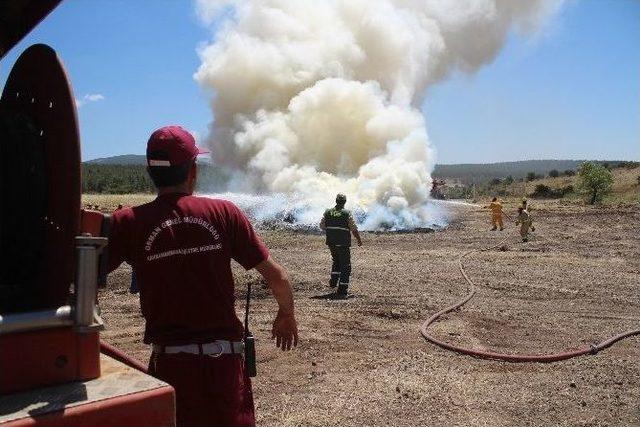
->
[488,197,504,231]
[516,206,535,242]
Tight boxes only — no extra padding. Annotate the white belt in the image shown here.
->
[152,340,244,357]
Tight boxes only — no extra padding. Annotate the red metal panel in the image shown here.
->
[0,44,81,311]
[0,328,99,394]
[80,210,105,238]
[75,331,101,381]
[0,1,64,59]
[2,386,176,427]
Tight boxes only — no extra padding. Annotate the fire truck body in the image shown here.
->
[0,2,176,425]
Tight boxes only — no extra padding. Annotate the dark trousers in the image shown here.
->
[329,245,351,290]
[129,269,138,294]
[149,353,255,427]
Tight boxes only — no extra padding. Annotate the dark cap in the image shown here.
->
[336,193,347,203]
[146,125,209,167]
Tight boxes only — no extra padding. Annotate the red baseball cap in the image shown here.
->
[146,125,209,167]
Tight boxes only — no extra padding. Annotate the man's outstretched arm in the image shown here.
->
[348,215,362,246]
[255,257,298,351]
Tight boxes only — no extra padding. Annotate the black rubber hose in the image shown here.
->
[421,236,639,362]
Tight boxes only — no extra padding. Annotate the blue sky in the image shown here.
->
[0,0,638,164]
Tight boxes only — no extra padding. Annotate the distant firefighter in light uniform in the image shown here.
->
[488,197,504,231]
[320,194,362,298]
[516,206,535,242]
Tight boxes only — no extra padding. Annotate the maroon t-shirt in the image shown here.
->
[107,193,269,345]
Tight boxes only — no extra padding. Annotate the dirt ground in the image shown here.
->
[99,199,639,426]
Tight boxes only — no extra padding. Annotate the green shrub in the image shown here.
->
[577,162,614,204]
[531,184,574,199]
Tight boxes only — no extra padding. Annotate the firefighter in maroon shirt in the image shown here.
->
[107,125,298,427]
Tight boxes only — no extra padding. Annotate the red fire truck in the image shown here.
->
[0,2,176,425]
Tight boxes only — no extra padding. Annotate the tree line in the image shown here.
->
[433,160,633,185]
[82,163,230,194]
[471,161,638,204]
[83,164,153,193]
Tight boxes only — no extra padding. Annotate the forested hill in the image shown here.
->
[82,155,630,193]
[86,154,147,165]
[82,156,227,194]
[87,156,626,175]
[433,160,626,183]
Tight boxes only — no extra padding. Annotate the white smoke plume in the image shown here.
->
[194,0,563,230]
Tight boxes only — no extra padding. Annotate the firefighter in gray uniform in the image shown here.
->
[319,193,363,297]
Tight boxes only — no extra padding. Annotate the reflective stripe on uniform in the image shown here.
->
[326,226,350,231]
[152,340,244,356]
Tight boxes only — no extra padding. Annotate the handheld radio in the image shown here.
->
[244,281,257,377]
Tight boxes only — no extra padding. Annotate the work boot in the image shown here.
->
[491,226,497,231]
[522,237,528,242]
[336,285,348,299]
[330,273,340,288]
[499,227,504,231]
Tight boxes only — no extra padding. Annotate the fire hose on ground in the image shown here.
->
[420,236,640,363]
[100,340,149,373]
[100,235,639,370]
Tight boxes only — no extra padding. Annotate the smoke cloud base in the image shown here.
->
[195,0,563,230]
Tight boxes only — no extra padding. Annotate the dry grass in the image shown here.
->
[82,193,155,211]
[99,198,639,427]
